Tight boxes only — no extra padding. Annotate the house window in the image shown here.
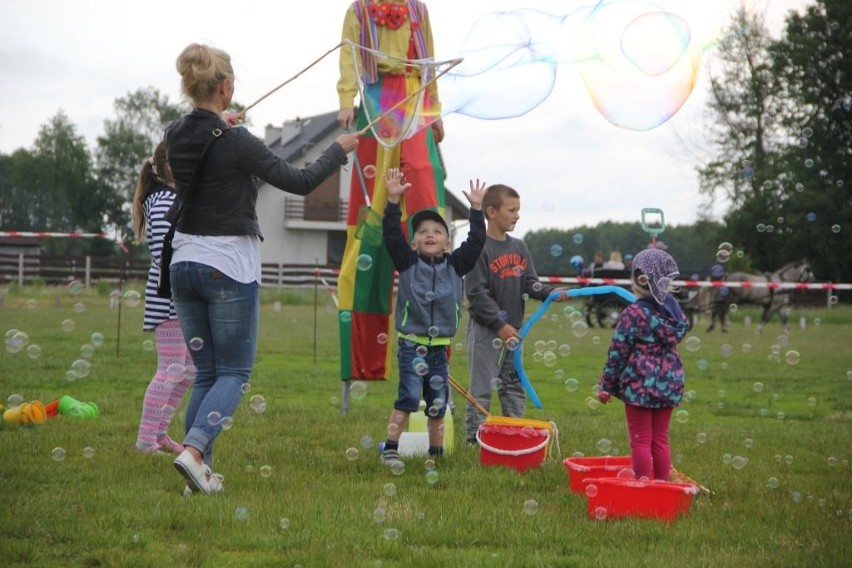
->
[327,231,346,266]
[304,171,341,221]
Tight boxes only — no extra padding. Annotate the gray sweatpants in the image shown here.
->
[464,319,526,442]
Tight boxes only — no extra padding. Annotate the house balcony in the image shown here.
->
[284,197,348,230]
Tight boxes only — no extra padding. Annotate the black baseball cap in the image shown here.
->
[409,209,449,235]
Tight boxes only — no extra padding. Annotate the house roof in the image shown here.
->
[267,111,469,221]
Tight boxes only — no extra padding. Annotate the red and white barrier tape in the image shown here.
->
[539,276,852,291]
[0,231,106,238]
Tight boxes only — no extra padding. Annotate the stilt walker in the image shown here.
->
[336,0,446,386]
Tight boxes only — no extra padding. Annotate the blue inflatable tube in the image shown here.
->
[513,286,637,409]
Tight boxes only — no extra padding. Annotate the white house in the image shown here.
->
[255,111,469,266]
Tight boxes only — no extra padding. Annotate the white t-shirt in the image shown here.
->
[171,232,261,284]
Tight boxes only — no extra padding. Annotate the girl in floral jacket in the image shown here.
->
[597,248,689,480]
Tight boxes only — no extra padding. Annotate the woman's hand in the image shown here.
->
[335,131,360,154]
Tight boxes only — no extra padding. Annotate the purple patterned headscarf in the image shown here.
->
[631,248,679,304]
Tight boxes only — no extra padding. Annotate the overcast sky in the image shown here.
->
[0,0,810,235]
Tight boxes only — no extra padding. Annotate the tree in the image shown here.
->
[769,0,852,284]
[95,87,185,245]
[524,220,725,277]
[697,9,790,269]
[0,111,119,255]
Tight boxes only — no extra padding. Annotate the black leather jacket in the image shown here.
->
[164,108,348,240]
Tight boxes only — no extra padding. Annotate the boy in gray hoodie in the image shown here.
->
[379,169,486,465]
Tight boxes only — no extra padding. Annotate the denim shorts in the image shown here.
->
[394,340,450,418]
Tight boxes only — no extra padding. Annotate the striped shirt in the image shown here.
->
[142,188,178,331]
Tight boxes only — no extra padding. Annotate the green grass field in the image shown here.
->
[1,284,850,567]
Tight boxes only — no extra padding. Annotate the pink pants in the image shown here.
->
[624,405,674,480]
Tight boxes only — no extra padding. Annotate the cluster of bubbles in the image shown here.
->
[441,1,709,131]
[50,446,95,461]
[715,242,734,264]
[6,325,107,381]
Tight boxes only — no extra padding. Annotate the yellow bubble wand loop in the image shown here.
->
[357,57,464,138]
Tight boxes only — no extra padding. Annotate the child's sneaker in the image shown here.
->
[381,448,402,467]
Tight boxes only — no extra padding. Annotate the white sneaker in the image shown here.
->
[174,450,212,494]
[183,473,224,496]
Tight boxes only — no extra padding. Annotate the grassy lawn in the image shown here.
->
[1,284,850,567]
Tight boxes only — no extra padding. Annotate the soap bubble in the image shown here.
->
[26,344,42,360]
[571,321,589,338]
[123,290,142,308]
[350,381,368,400]
[67,280,83,295]
[250,395,267,414]
[356,254,373,271]
[523,499,538,515]
[71,359,91,378]
[345,447,359,461]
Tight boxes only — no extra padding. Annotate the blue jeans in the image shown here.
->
[395,341,450,418]
[171,261,259,465]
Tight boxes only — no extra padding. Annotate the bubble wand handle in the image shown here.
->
[238,42,344,118]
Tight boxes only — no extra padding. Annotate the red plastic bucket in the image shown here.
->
[563,456,633,493]
[476,419,552,472]
[583,477,699,521]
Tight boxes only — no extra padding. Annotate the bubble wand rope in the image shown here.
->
[237,41,344,119]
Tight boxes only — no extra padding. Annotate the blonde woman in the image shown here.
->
[165,43,359,494]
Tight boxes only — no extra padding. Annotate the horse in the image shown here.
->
[700,259,814,333]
